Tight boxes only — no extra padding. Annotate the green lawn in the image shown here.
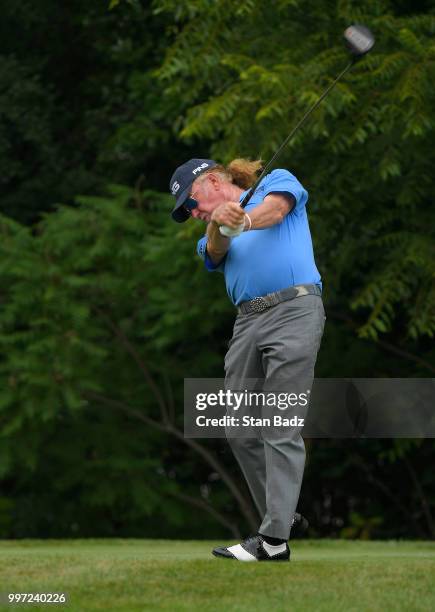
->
[0,539,434,611]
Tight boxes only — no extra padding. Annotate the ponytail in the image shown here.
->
[201,158,263,189]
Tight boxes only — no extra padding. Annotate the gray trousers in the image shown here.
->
[224,294,325,540]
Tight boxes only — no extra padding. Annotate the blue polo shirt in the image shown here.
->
[196,168,321,305]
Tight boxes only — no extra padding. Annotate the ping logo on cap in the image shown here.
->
[171,181,180,195]
[192,163,209,175]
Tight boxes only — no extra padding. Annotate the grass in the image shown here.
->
[0,539,434,611]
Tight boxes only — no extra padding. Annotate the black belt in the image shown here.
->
[237,284,322,315]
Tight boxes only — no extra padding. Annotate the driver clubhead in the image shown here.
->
[344,24,375,57]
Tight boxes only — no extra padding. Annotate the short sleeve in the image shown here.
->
[197,236,226,272]
[263,169,308,213]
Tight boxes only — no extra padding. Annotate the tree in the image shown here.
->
[0,0,199,224]
[0,187,259,537]
[154,0,435,356]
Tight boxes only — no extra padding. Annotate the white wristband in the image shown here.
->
[244,213,252,231]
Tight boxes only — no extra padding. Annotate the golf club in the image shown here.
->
[219,24,375,236]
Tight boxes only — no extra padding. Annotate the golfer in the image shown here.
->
[169,158,325,561]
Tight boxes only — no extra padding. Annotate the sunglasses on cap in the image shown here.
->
[183,188,200,215]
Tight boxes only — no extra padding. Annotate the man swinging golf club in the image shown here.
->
[168,25,374,562]
[169,158,324,561]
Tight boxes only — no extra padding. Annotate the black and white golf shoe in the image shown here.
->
[212,535,290,562]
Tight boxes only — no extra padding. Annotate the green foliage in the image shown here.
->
[0,186,237,537]
[0,0,189,224]
[1,0,434,540]
[154,0,435,345]
[1,186,434,540]
[340,511,384,539]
